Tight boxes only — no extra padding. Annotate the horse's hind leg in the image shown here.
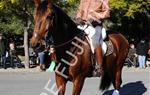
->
[112,67,122,95]
[112,60,124,95]
[55,74,67,95]
[72,75,86,95]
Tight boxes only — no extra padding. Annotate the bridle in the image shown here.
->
[36,6,87,49]
[44,12,55,47]
[33,14,54,36]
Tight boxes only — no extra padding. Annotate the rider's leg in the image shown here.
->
[95,26,103,74]
[84,25,103,75]
[92,26,103,74]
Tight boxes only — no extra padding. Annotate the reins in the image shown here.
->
[54,31,86,48]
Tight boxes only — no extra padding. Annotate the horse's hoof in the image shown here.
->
[112,90,119,95]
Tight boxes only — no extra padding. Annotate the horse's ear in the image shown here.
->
[47,0,52,6]
[34,0,41,7]
[47,0,52,4]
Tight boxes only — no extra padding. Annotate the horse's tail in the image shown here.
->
[99,69,112,91]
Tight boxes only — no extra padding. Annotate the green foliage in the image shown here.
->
[0,0,34,35]
[11,0,17,4]
[110,0,150,18]
[0,12,24,34]
[125,0,149,18]
[110,0,127,10]
[0,0,17,9]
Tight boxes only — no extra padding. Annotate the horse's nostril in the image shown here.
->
[30,37,39,48]
[30,40,35,48]
[30,43,35,49]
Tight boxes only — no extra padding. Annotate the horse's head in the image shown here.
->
[31,0,54,47]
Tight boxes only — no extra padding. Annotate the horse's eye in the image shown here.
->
[47,15,54,20]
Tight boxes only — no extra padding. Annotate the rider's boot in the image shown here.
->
[93,45,103,77]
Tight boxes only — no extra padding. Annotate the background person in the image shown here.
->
[35,41,47,71]
[9,38,22,68]
[0,33,8,69]
[126,44,137,67]
[136,39,148,69]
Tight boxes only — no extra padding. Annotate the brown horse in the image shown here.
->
[31,0,129,95]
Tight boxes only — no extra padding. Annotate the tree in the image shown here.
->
[0,1,23,34]
[109,0,150,41]
[0,0,34,68]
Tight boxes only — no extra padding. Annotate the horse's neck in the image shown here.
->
[52,4,85,60]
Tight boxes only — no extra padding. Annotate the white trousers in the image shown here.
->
[77,25,107,54]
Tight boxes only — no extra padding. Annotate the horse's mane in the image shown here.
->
[52,4,81,37]
[37,1,50,16]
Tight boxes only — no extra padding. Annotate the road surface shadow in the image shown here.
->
[103,81,147,95]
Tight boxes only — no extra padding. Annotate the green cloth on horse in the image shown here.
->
[48,61,56,72]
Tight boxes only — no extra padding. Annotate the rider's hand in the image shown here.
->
[75,18,85,25]
[88,18,94,24]
[88,18,102,26]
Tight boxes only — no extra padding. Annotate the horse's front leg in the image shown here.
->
[55,74,67,95]
[72,75,86,95]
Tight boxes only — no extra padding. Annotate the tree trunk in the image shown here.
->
[24,27,29,68]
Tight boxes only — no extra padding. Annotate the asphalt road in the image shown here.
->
[0,67,149,95]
